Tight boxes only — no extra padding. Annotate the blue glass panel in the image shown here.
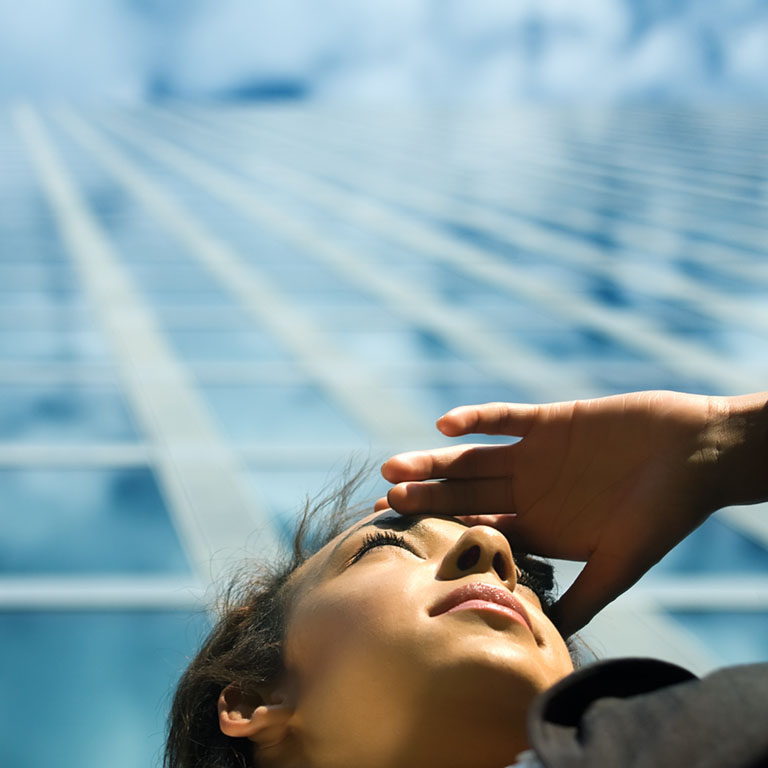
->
[0,468,191,574]
[0,270,72,296]
[459,298,574,332]
[250,468,337,520]
[0,289,90,312]
[141,289,236,305]
[391,381,530,416]
[153,303,259,330]
[330,328,465,366]
[0,236,67,263]
[299,303,405,332]
[511,326,648,361]
[666,611,768,666]
[98,204,193,263]
[0,611,210,768]
[284,289,388,310]
[0,302,96,332]
[0,264,76,291]
[243,259,361,293]
[626,296,722,334]
[440,218,533,260]
[386,383,527,443]
[250,466,389,547]
[203,384,367,444]
[647,517,768,576]
[126,263,226,292]
[166,328,290,362]
[0,330,111,362]
[683,329,768,361]
[578,360,716,397]
[677,259,765,293]
[270,281,373,303]
[0,290,86,311]
[0,385,138,441]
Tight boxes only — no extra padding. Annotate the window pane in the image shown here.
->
[166,329,290,362]
[0,468,191,574]
[386,381,528,439]
[0,384,138,441]
[249,466,391,550]
[0,611,210,768]
[0,330,111,362]
[203,384,367,444]
[329,328,464,367]
[648,517,768,576]
[666,611,768,666]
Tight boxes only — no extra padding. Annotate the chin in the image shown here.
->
[440,629,548,673]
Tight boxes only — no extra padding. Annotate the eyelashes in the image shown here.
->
[515,570,541,593]
[347,531,542,601]
[348,530,420,565]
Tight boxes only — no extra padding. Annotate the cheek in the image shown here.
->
[282,576,432,762]
[535,617,575,683]
[284,573,421,675]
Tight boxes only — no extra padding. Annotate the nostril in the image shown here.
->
[457,545,480,570]
[493,552,508,581]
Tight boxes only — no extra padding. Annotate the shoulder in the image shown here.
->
[527,657,768,768]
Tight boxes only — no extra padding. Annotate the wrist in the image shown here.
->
[712,392,768,508]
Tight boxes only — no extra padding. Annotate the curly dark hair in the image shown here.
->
[164,468,578,768]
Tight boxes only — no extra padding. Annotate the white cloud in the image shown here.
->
[728,23,768,87]
[0,0,144,101]
[1,0,767,103]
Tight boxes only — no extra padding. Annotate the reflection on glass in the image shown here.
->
[0,385,137,441]
[0,330,111,362]
[0,611,210,768]
[650,517,768,576]
[667,611,768,666]
[0,468,191,574]
[166,329,290,362]
[203,384,367,444]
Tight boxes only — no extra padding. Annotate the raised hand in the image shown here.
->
[381,390,768,636]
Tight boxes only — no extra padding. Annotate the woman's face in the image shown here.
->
[268,511,573,768]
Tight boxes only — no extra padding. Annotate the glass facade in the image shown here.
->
[2,104,767,767]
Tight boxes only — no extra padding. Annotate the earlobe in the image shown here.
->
[218,684,294,748]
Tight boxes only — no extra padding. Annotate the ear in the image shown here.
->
[218,683,295,749]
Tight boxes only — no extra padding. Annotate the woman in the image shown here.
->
[166,390,768,768]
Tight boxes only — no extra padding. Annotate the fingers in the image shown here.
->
[387,477,517,517]
[548,552,649,638]
[373,496,390,512]
[382,443,513,483]
[437,402,540,437]
[453,513,530,548]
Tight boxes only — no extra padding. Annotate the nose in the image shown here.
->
[435,525,517,589]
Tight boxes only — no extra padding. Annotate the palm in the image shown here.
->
[382,391,721,635]
[500,392,709,557]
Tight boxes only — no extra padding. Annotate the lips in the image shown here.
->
[430,582,533,632]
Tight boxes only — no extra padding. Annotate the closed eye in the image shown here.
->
[347,530,420,565]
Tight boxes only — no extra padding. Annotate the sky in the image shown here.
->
[1,0,767,104]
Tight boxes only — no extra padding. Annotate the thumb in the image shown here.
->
[549,550,649,638]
